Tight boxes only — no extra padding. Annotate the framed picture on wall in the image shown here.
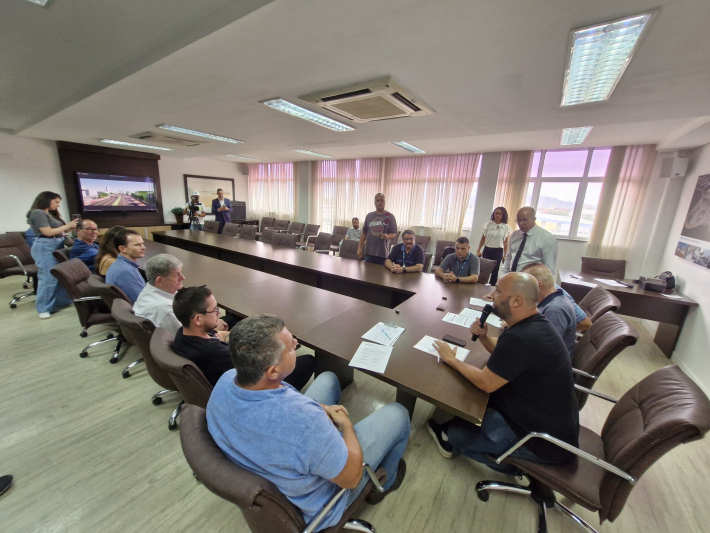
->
[184,174,236,206]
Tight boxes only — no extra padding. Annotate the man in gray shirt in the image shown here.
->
[435,237,480,283]
[358,193,397,265]
[522,263,576,355]
[344,217,362,241]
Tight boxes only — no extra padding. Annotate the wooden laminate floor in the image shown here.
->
[1,276,709,533]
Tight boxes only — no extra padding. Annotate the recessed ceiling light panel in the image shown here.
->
[560,127,593,145]
[263,99,354,132]
[293,150,334,159]
[100,139,173,151]
[227,155,263,161]
[561,12,656,106]
[26,0,51,6]
[392,141,426,154]
[157,124,243,143]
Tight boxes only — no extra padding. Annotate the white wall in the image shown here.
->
[0,132,66,233]
[654,143,710,394]
[157,156,246,223]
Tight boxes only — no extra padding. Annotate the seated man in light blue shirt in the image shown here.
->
[343,217,362,241]
[207,314,410,531]
[105,228,146,303]
[522,263,577,354]
[557,284,592,331]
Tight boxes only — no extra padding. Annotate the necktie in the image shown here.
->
[511,233,528,272]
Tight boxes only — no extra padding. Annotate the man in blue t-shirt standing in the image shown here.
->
[207,314,410,531]
[384,229,424,274]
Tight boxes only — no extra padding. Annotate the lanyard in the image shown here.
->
[455,253,470,277]
[402,247,416,265]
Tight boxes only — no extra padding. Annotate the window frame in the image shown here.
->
[527,148,607,240]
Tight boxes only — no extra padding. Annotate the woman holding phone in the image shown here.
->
[27,191,78,318]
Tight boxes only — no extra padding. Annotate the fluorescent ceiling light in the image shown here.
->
[561,12,656,106]
[100,139,173,151]
[263,99,354,132]
[227,155,263,161]
[294,150,334,159]
[392,141,426,154]
[560,127,593,145]
[26,0,51,6]
[157,124,243,144]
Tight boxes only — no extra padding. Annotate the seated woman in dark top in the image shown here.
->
[171,286,315,390]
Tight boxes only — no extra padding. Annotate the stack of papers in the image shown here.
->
[414,335,469,362]
[594,279,627,287]
[361,322,405,347]
[469,297,489,308]
[442,312,475,327]
[459,307,503,328]
[350,342,392,373]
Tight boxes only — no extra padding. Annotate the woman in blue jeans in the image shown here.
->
[27,192,78,319]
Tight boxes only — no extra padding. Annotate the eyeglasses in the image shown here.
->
[193,306,220,319]
[82,228,99,232]
[516,218,530,224]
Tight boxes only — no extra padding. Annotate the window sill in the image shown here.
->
[555,236,589,243]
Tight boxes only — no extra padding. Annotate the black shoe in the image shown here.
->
[365,459,406,505]
[427,420,453,459]
[0,475,13,497]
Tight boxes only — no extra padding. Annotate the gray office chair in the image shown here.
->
[339,239,363,260]
[297,224,321,248]
[579,286,621,323]
[281,221,305,235]
[330,226,349,253]
[302,232,334,254]
[271,233,298,248]
[422,252,433,273]
[222,223,241,237]
[203,221,220,234]
[415,235,431,252]
[240,225,257,240]
[0,232,38,308]
[581,257,626,280]
[260,228,276,244]
[478,257,497,284]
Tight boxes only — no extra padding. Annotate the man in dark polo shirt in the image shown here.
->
[426,272,579,474]
[384,229,424,274]
[171,286,315,390]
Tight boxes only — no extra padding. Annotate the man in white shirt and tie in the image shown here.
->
[486,207,557,299]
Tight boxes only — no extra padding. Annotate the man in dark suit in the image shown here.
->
[211,188,233,234]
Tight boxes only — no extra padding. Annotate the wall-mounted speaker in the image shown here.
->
[659,156,688,179]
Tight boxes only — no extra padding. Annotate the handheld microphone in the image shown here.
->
[471,304,493,341]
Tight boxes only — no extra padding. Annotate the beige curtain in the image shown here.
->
[494,151,533,231]
[383,153,480,246]
[247,163,295,220]
[586,144,657,259]
[310,158,383,233]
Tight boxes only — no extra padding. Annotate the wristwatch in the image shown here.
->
[403,267,407,273]
[455,277,460,283]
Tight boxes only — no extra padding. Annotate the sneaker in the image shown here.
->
[0,475,13,497]
[365,459,406,505]
[427,420,453,459]
[39,312,51,319]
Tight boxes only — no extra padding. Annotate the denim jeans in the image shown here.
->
[31,237,73,314]
[447,409,558,475]
[364,255,386,265]
[304,372,410,506]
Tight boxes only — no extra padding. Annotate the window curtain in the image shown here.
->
[310,158,383,233]
[247,163,295,220]
[383,153,480,247]
[586,144,656,259]
[493,151,533,231]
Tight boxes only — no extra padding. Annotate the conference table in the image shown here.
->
[559,270,698,357]
[142,234,496,424]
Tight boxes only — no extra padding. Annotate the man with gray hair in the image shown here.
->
[133,253,186,336]
[522,262,578,354]
[207,314,411,530]
[427,272,579,475]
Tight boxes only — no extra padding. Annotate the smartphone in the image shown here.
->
[443,334,466,347]
[72,214,81,220]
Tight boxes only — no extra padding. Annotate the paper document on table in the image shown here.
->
[576,281,597,288]
[661,294,683,299]
[361,322,405,347]
[469,297,488,308]
[442,312,475,328]
[594,279,627,287]
[459,307,503,328]
[349,342,392,373]
[414,335,469,362]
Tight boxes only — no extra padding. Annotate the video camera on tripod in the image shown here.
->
[187,194,203,227]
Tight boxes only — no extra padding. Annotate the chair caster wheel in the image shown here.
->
[168,420,178,430]
[10,304,17,309]
[153,397,163,406]
[80,331,88,338]
[109,357,119,364]
[80,351,88,358]
[23,283,29,289]
[107,332,115,339]
[477,490,489,502]
[122,371,130,379]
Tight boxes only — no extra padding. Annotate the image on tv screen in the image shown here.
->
[77,173,158,212]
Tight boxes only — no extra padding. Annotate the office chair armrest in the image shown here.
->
[574,384,617,403]
[74,296,102,303]
[572,368,598,380]
[303,463,380,533]
[306,235,317,244]
[1,254,28,276]
[314,250,330,254]
[494,432,636,485]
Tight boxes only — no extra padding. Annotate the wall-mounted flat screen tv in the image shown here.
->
[77,172,158,212]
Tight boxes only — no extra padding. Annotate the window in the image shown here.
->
[526,148,609,239]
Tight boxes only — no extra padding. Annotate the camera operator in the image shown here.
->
[183,193,206,230]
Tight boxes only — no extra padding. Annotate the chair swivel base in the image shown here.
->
[151,389,177,406]
[9,290,34,309]
[343,519,376,532]
[169,400,185,431]
[79,333,119,358]
[475,479,598,533]
[109,335,127,364]
[122,358,144,378]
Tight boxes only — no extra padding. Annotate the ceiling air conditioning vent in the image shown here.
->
[300,77,434,123]
[128,131,206,147]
